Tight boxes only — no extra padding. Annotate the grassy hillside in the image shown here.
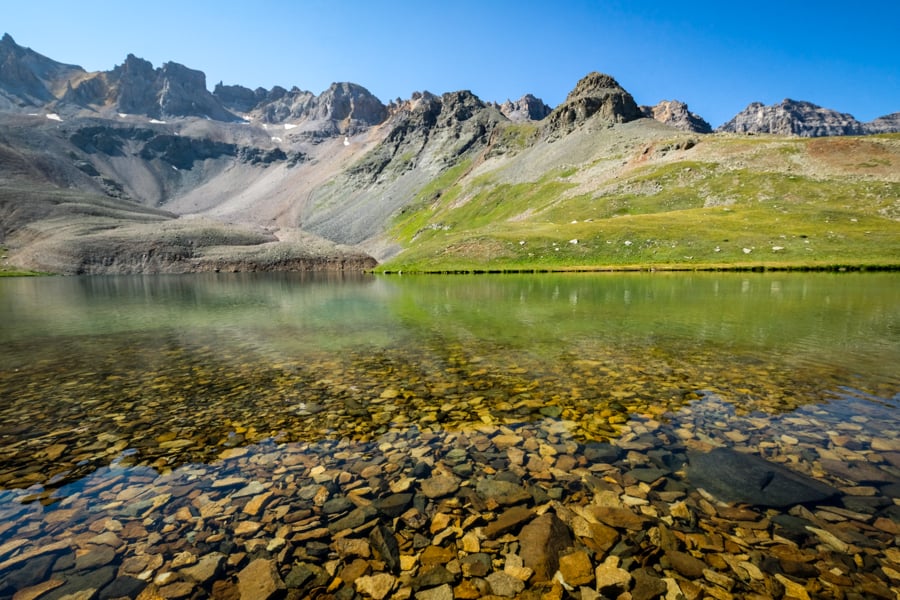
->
[378,129,900,272]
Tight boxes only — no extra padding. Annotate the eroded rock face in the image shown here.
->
[499,94,552,122]
[866,112,900,134]
[718,99,866,137]
[0,33,84,107]
[543,72,642,137]
[640,99,712,133]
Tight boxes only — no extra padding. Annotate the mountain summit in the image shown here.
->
[543,72,642,137]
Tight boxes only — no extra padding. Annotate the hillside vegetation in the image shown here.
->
[380,129,900,272]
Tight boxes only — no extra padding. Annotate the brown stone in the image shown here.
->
[667,550,707,578]
[558,550,594,587]
[12,579,64,600]
[159,582,195,599]
[484,506,534,539]
[589,505,647,530]
[354,573,395,600]
[420,544,456,567]
[238,558,285,600]
[518,512,574,582]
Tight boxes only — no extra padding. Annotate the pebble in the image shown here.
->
[0,341,897,600]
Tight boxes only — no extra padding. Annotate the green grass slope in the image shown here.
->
[379,126,900,272]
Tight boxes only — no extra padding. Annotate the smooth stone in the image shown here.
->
[243,492,274,516]
[373,493,413,517]
[666,551,707,578]
[483,506,534,539]
[420,475,460,499]
[627,467,670,483]
[45,566,116,600]
[233,481,267,498]
[170,551,197,569]
[819,459,896,484]
[234,521,262,536]
[98,576,146,599]
[158,581,195,599]
[517,512,574,582]
[687,448,839,507]
[327,505,378,533]
[475,479,532,506]
[179,552,224,584]
[323,496,354,515]
[1,553,55,592]
[9,578,63,600]
[583,442,621,463]
[74,545,117,571]
[588,506,647,531]
[238,559,284,600]
[485,571,525,597]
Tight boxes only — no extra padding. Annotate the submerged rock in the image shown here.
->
[687,447,839,507]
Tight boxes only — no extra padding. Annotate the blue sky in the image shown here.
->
[4,0,898,127]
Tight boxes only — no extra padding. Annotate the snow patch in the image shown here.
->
[149,119,166,124]
[284,123,298,130]
[118,113,128,118]
[271,136,283,142]
[46,113,63,122]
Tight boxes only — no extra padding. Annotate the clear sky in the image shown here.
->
[4,0,898,127]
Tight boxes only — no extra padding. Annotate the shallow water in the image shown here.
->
[0,272,898,598]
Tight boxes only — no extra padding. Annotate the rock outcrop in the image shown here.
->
[214,81,388,134]
[640,99,712,133]
[63,55,237,121]
[543,72,642,137]
[718,99,866,137]
[866,112,900,134]
[0,33,83,108]
[499,94,552,122]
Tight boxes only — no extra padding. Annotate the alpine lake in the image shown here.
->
[0,272,897,600]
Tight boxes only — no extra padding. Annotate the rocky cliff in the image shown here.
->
[718,99,868,137]
[866,112,900,134]
[543,72,642,138]
[640,100,712,133]
[0,33,83,108]
[498,94,552,122]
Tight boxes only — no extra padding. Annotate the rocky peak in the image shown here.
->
[0,33,84,107]
[543,72,642,137]
[718,99,866,137]
[640,100,712,133]
[499,94,552,122]
[864,112,900,134]
[103,55,236,120]
[313,82,387,126]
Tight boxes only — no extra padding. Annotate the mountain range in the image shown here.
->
[1,33,898,274]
